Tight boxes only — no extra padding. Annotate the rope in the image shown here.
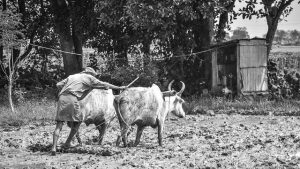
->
[23,41,235,60]
[26,43,82,56]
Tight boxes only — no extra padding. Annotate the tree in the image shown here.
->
[239,0,300,55]
[50,0,97,75]
[215,0,237,42]
[0,0,55,69]
[290,29,300,44]
[231,27,250,39]
[0,10,24,113]
[91,0,138,67]
[274,29,288,44]
[119,1,237,53]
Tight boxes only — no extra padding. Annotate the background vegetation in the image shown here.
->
[0,0,300,125]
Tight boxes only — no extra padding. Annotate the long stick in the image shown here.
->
[126,76,139,87]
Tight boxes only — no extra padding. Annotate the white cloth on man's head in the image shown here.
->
[82,67,97,76]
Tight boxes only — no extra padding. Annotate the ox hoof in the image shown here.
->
[51,151,56,156]
[116,136,121,146]
[62,143,71,149]
[128,141,134,147]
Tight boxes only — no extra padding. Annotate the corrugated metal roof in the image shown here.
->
[209,38,267,50]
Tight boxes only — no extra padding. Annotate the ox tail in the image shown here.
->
[114,96,132,146]
[114,96,130,129]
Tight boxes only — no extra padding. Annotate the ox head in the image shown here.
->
[163,80,186,118]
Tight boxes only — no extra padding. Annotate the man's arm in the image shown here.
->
[56,78,68,90]
[90,76,126,90]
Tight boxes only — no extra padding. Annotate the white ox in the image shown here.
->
[114,80,186,147]
[51,89,115,155]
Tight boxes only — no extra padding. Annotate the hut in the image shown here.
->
[210,38,268,96]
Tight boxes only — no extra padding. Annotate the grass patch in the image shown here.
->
[185,96,300,114]
[1,95,300,127]
[0,98,56,127]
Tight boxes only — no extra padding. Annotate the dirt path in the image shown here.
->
[2,114,300,169]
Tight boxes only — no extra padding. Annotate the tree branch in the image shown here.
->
[15,0,47,65]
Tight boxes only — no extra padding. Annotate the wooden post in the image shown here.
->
[236,43,241,96]
[211,50,218,91]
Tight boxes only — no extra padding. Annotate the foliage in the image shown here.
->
[107,60,162,88]
[268,59,300,100]
[92,0,237,56]
[230,27,250,40]
[237,0,300,54]
[272,29,300,45]
[0,10,24,48]
[238,0,299,20]
[1,0,299,102]
[0,9,26,113]
[2,0,238,96]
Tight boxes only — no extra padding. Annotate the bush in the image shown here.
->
[268,60,300,100]
[100,61,162,89]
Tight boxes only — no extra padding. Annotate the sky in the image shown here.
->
[231,1,300,38]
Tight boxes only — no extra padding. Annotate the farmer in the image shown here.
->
[51,67,126,155]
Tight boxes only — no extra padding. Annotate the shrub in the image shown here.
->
[100,61,162,88]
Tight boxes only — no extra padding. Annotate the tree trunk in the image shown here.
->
[18,0,25,13]
[60,37,80,75]
[191,11,214,89]
[262,0,293,56]
[266,20,279,56]
[192,14,214,50]
[0,0,6,62]
[2,0,6,10]
[216,12,229,43]
[0,46,3,62]
[8,74,15,113]
[265,5,280,56]
[72,26,83,71]
[52,0,82,76]
[8,49,15,114]
[216,0,235,43]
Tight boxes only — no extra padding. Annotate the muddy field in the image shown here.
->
[2,114,300,169]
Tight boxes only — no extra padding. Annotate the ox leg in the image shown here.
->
[158,120,164,146]
[120,126,130,147]
[96,122,107,145]
[68,122,82,145]
[64,122,81,148]
[116,136,121,146]
[75,131,82,146]
[51,121,63,156]
[134,125,145,147]
[116,127,133,147]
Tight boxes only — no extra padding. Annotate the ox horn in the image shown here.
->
[168,80,175,91]
[177,81,185,96]
[162,90,176,97]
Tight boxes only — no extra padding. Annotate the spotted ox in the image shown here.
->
[114,80,186,147]
[51,89,115,155]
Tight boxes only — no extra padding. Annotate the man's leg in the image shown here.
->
[64,121,81,148]
[51,121,64,156]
